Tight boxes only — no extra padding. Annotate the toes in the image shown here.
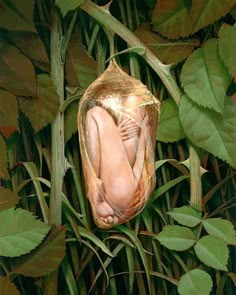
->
[100,215,119,225]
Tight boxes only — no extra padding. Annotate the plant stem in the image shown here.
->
[49,8,65,226]
[44,6,65,295]
[80,0,182,105]
[189,144,202,207]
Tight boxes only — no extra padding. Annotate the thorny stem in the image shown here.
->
[44,6,65,295]
[189,144,202,207]
[80,0,182,106]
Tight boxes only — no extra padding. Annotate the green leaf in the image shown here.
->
[13,226,66,277]
[56,0,85,17]
[203,218,236,245]
[179,95,236,168]
[152,0,235,38]
[0,0,35,32]
[0,208,50,257]
[0,89,19,133]
[190,0,235,36]
[0,187,18,212]
[78,226,114,257]
[152,0,191,38]
[168,206,201,227]
[151,175,189,203]
[64,101,78,142]
[0,42,36,97]
[135,24,196,65]
[116,225,151,292]
[0,135,9,180]
[219,24,236,78]
[194,235,229,271]
[19,74,60,132]
[65,33,97,89]
[181,39,230,113]
[157,98,185,142]
[156,225,195,251]
[9,31,49,71]
[178,269,213,295]
[0,277,19,295]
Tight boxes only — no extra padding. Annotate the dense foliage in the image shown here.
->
[0,0,236,294]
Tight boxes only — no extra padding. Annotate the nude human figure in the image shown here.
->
[78,61,160,229]
[83,95,154,227]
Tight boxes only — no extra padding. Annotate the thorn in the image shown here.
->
[100,1,113,13]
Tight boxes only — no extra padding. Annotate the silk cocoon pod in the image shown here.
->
[78,60,160,229]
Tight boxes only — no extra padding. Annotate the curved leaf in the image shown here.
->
[168,206,201,227]
[0,42,36,97]
[0,135,9,180]
[135,24,196,65]
[9,31,49,71]
[219,24,236,78]
[64,101,78,142]
[65,33,97,89]
[190,0,235,35]
[19,74,60,132]
[181,39,230,113]
[152,0,235,38]
[156,225,195,251]
[157,98,185,142]
[0,89,18,134]
[179,95,236,168]
[194,235,229,271]
[152,0,191,38]
[178,269,213,295]
[56,0,85,16]
[0,277,19,295]
[203,218,236,245]
[0,0,35,32]
[13,226,66,277]
[0,187,18,212]
[0,208,50,257]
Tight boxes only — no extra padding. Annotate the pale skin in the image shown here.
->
[84,95,152,227]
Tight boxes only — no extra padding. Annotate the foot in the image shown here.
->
[87,177,119,227]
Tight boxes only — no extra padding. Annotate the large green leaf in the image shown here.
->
[13,226,66,277]
[9,31,49,71]
[181,39,230,113]
[56,0,85,16]
[134,24,196,65]
[19,74,60,132]
[0,208,50,257]
[194,235,229,271]
[0,277,19,295]
[0,187,18,212]
[168,206,202,227]
[0,135,9,180]
[65,33,97,89]
[219,24,236,78]
[0,42,36,97]
[156,225,195,251]
[0,89,18,134]
[178,269,213,295]
[179,95,236,168]
[152,0,191,38]
[0,0,35,32]
[157,98,185,142]
[152,0,235,38]
[203,218,236,245]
